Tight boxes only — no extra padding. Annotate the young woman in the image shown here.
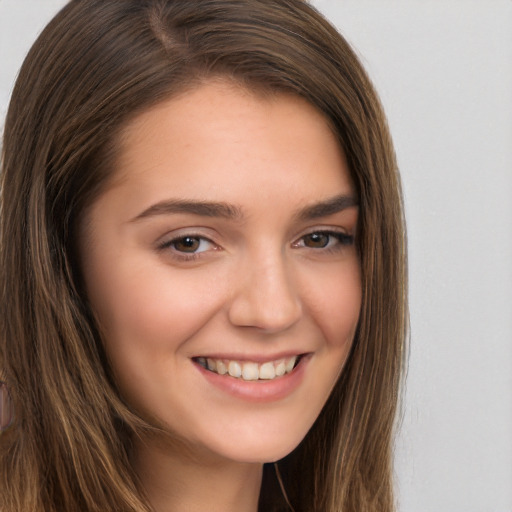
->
[0,1,408,511]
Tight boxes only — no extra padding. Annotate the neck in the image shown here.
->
[133,434,263,512]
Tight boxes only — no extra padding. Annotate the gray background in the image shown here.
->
[1,1,511,511]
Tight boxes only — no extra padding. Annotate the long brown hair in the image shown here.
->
[0,1,407,510]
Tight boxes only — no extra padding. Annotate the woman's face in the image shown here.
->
[80,81,361,463]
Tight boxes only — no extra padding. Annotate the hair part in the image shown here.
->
[0,1,407,511]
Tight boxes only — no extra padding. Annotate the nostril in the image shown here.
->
[227,260,303,331]
[228,294,302,332]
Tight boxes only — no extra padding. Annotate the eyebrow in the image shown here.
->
[297,194,358,220]
[131,199,244,222]
[131,194,358,223]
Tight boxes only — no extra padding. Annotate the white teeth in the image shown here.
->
[285,356,297,373]
[259,361,276,380]
[242,362,259,381]
[198,355,300,381]
[228,361,242,378]
[216,360,228,375]
[275,360,286,377]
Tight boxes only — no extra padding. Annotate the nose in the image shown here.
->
[227,251,302,333]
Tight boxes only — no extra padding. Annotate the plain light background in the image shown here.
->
[1,1,511,511]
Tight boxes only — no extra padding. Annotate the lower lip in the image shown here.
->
[194,355,310,403]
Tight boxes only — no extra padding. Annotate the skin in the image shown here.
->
[80,80,361,512]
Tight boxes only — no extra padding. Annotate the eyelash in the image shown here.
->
[157,229,354,262]
[293,230,355,252]
[157,234,217,262]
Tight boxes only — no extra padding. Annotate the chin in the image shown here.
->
[200,426,308,465]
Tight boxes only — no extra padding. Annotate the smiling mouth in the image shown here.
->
[194,355,303,382]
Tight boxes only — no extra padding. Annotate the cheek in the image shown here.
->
[84,255,228,371]
[302,260,362,347]
[83,258,232,423]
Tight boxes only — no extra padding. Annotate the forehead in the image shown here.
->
[97,80,354,220]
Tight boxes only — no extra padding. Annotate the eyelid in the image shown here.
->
[294,225,353,240]
[155,226,217,246]
[154,225,354,263]
[292,227,355,249]
[156,229,221,262]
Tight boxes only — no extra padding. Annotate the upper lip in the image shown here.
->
[191,351,309,363]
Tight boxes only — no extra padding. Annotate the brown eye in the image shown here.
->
[303,232,330,248]
[295,231,354,251]
[157,234,217,259]
[173,236,201,253]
